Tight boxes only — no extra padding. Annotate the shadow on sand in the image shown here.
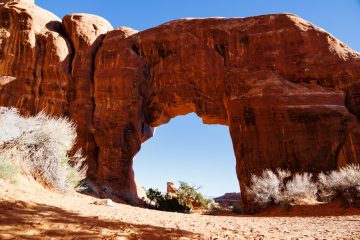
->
[0,200,201,239]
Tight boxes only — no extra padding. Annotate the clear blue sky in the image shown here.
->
[36,0,360,197]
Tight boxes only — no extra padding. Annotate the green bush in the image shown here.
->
[146,182,213,213]
[177,181,213,209]
[146,188,163,203]
[146,188,191,213]
[158,195,192,213]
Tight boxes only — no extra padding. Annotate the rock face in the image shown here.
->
[62,13,113,178]
[0,0,72,116]
[167,182,178,193]
[1,0,360,206]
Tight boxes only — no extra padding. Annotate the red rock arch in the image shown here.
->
[93,15,360,204]
[1,0,360,206]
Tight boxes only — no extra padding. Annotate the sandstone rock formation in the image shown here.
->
[1,0,360,206]
[0,0,72,116]
[62,13,113,178]
[167,182,178,193]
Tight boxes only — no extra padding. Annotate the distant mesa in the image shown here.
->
[214,193,241,206]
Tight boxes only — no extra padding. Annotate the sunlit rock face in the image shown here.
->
[0,0,72,116]
[62,13,113,181]
[1,1,360,205]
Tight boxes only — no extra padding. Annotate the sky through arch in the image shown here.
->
[133,113,237,197]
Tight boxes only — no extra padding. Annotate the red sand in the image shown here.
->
[1,178,360,239]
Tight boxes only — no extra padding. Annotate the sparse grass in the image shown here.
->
[0,107,87,192]
[0,153,19,182]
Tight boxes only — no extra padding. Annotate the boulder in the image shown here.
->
[92,198,115,207]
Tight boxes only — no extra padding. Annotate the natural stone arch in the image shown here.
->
[1,1,360,206]
[94,15,360,204]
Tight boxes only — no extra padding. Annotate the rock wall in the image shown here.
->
[1,0,360,205]
[62,13,113,179]
[0,0,72,116]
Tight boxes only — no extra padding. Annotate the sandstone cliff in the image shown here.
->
[1,0,360,205]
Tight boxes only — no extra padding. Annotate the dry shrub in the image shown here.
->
[246,170,281,205]
[318,164,360,202]
[246,169,292,205]
[276,169,291,183]
[247,165,360,207]
[283,173,318,204]
[247,170,317,206]
[0,107,87,192]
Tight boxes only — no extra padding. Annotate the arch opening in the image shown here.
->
[134,113,238,198]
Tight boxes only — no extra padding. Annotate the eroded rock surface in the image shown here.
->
[0,0,72,115]
[167,182,178,193]
[62,13,113,178]
[1,0,360,205]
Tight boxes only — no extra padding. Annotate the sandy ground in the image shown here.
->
[1,178,360,240]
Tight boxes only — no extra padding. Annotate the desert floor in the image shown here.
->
[1,178,360,240]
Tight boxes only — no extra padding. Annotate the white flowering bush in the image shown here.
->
[0,107,87,192]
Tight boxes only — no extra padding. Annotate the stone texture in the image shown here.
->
[0,0,72,116]
[62,13,113,179]
[167,182,178,193]
[1,1,360,206]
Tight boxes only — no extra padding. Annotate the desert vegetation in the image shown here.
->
[0,152,19,182]
[0,107,87,192]
[146,181,214,213]
[246,165,360,208]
